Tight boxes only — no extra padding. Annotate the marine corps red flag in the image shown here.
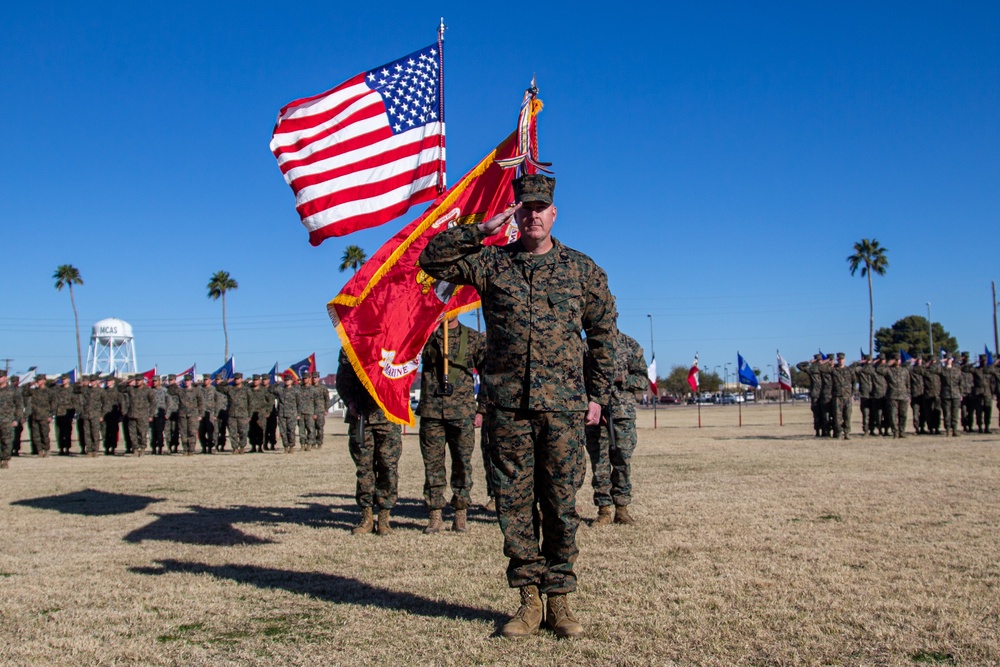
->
[329,96,543,426]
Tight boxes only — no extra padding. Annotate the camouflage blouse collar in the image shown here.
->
[506,237,568,264]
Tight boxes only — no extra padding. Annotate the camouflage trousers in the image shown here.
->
[0,422,14,461]
[297,414,316,448]
[228,417,249,450]
[348,421,402,510]
[80,418,103,454]
[419,416,475,510]
[910,399,923,434]
[103,417,120,452]
[859,397,872,434]
[832,398,852,438]
[479,425,496,498]
[55,414,74,453]
[249,414,264,447]
[315,414,326,447]
[278,415,297,448]
[887,398,909,436]
[178,414,199,453]
[30,418,51,454]
[584,417,637,507]
[266,412,278,447]
[485,408,587,595]
[127,417,149,452]
[922,397,941,433]
[973,395,993,431]
[941,397,961,434]
[199,414,216,450]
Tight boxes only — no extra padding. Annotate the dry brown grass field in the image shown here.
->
[2,403,998,666]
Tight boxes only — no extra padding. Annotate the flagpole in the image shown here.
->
[436,17,447,193]
[648,314,657,429]
[777,350,784,427]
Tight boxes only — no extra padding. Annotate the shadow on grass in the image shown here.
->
[131,559,506,627]
[122,496,498,546]
[11,488,164,516]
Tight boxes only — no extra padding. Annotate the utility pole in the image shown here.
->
[1,358,11,374]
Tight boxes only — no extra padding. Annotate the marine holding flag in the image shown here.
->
[419,173,617,640]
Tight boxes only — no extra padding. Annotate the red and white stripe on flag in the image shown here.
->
[647,355,658,395]
[687,354,700,394]
[270,43,446,245]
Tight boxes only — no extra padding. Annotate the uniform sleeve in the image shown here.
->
[580,264,618,405]
[623,338,650,396]
[418,223,490,289]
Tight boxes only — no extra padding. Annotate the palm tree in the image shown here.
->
[339,245,367,274]
[847,238,890,357]
[207,271,239,363]
[53,265,85,373]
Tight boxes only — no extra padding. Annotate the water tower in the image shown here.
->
[86,318,138,375]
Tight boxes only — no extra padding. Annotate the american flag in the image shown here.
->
[270,43,445,245]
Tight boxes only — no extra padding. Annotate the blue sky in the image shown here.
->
[2,1,998,381]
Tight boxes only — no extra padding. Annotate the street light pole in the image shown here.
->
[723,363,731,399]
[927,302,933,357]
[993,280,998,356]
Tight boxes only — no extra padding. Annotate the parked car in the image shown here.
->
[658,396,679,404]
[716,394,737,405]
[792,393,810,402]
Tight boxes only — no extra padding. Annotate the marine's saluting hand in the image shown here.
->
[478,202,521,236]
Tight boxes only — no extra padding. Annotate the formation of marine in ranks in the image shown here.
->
[0,370,332,466]
[797,351,1000,440]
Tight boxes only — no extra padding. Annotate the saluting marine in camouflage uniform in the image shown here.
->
[24,376,53,456]
[295,374,318,451]
[877,357,911,438]
[337,349,403,536]
[420,174,617,639]
[149,376,170,454]
[312,371,330,448]
[74,376,92,454]
[585,326,647,524]
[78,375,106,456]
[198,376,218,452]
[852,356,874,435]
[168,375,206,455]
[417,318,486,534]
[52,374,78,455]
[797,355,824,436]
[268,374,300,452]
[959,353,974,432]
[125,376,155,455]
[970,354,998,433]
[217,373,252,453]
[248,375,271,452]
[922,357,942,435]
[0,371,24,468]
[261,374,279,450]
[939,356,963,437]
[830,353,856,440]
[909,359,925,435]
[165,375,181,453]
[100,376,124,454]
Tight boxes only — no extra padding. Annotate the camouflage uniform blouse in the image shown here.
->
[419,225,617,412]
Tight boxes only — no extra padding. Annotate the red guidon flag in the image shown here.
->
[328,100,542,426]
[687,353,700,394]
[270,40,446,245]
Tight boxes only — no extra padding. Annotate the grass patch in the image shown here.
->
[911,650,956,664]
[818,513,842,521]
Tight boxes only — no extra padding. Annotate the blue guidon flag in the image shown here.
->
[737,352,759,388]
